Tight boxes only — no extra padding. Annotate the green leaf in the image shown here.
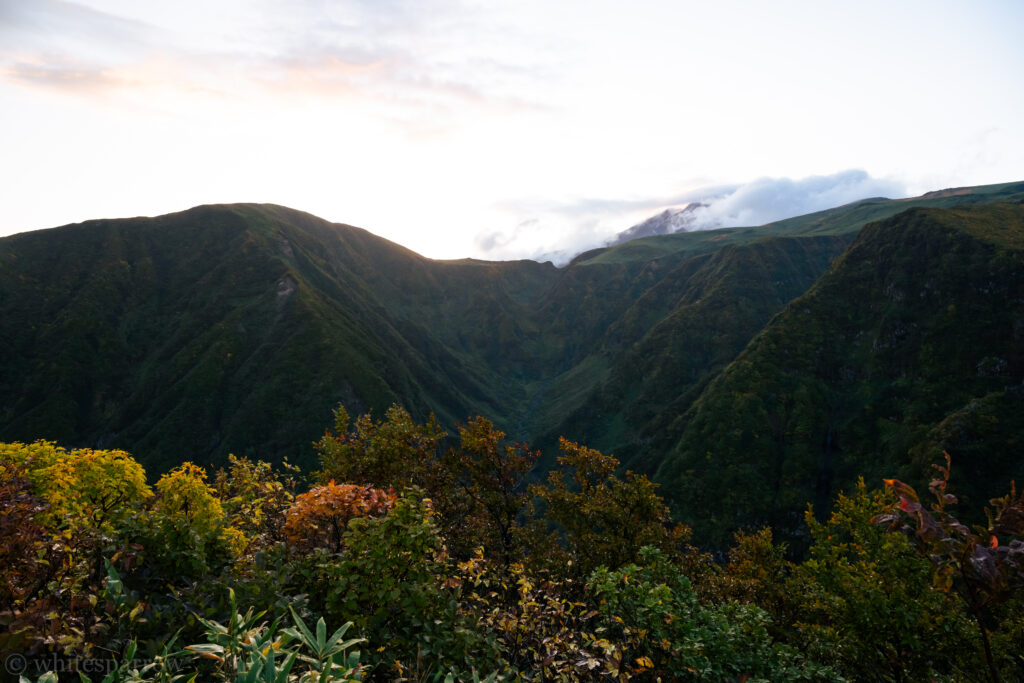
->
[316,616,327,651]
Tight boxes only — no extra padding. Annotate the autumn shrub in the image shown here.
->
[137,462,243,579]
[0,442,155,659]
[0,440,151,532]
[875,456,1024,681]
[0,461,74,659]
[455,552,609,680]
[717,532,797,625]
[212,454,297,553]
[437,416,538,565]
[0,462,50,610]
[283,481,396,553]
[315,404,445,491]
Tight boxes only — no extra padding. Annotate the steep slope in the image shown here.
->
[0,204,559,470]
[653,203,1024,547]
[533,181,1024,467]
[535,234,852,464]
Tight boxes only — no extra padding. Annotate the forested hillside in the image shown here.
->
[657,203,1024,546]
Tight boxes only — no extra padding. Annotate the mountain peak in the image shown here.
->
[607,203,708,247]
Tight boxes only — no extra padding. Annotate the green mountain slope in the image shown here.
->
[0,204,560,470]
[534,181,1024,466]
[537,234,853,465]
[654,203,1024,546]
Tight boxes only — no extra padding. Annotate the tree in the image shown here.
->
[212,454,297,553]
[438,416,538,565]
[526,438,689,578]
[314,404,445,491]
[293,492,494,677]
[141,462,243,578]
[589,547,840,681]
[0,440,150,532]
[283,482,396,553]
[315,406,539,564]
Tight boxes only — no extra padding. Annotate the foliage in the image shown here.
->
[213,455,298,552]
[588,547,841,681]
[283,482,396,553]
[716,527,797,631]
[796,480,971,680]
[0,443,155,660]
[315,405,446,492]
[315,406,537,565]
[0,459,76,659]
[455,552,609,680]
[139,462,243,579]
[437,417,538,564]
[292,492,496,678]
[182,588,365,682]
[0,440,151,532]
[526,438,690,578]
[9,399,1024,683]
[875,455,1024,681]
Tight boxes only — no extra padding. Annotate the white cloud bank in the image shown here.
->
[475,170,907,264]
[685,170,906,231]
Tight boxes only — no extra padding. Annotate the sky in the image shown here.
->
[1,0,1023,263]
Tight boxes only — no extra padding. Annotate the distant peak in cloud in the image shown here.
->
[601,169,906,250]
[475,170,904,265]
[606,203,708,246]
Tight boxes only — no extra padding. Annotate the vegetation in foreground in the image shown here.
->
[2,406,1023,681]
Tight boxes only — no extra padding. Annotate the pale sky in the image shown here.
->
[2,0,1022,262]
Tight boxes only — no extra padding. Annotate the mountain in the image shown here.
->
[0,205,559,471]
[2,182,1024,547]
[606,203,708,246]
[653,202,1024,546]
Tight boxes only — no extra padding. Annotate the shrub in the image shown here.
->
[283,482,396,553]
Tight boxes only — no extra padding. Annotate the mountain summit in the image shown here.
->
[607,203,709,246]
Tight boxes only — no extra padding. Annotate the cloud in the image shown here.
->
[0,0,155,62]
[3,59,127,91]
[687,170,906,229]
[0,0,153,43]
[475,218,541,254]
[504,184,739,221]
[0,0,163,96]
[480,170,906,264]
[0,0,548,123]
